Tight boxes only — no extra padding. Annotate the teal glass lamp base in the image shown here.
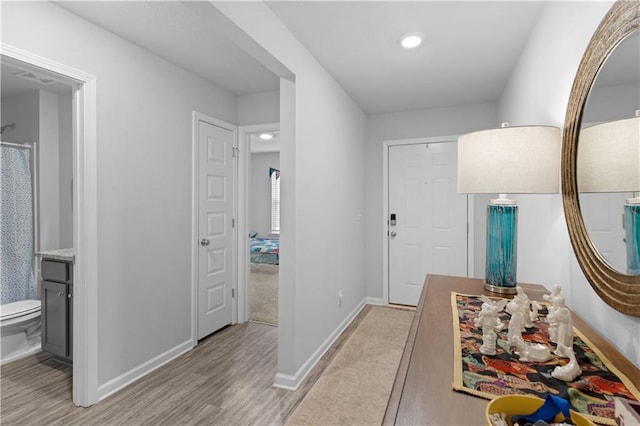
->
[485,203,518,294]
[625,202,640,275]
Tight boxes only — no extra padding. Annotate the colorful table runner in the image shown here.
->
[452,293,640,425]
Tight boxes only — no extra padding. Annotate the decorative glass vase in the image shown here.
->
[625,203,640,275]
[486,204,518,292]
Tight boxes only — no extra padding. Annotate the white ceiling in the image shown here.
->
[51,1,547,115]
[1,63,74,98]
[15,2,632,117]
[54,1,280,96]
[266,1,545,114]
[250,132,281,153]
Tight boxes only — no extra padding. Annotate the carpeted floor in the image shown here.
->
[286,306,414,425]
[249,263,279,325]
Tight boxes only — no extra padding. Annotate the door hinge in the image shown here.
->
[232,218,236,228]
[232,146,239,157]
[232,288,235,298]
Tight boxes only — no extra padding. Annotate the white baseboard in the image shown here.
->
[365,297,384,306]
[1,346,41,366]
[273,373,299,391]
[97,339,193,401]
[273,298,367,390]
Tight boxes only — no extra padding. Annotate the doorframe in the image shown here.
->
[1,43,99,406]
[190,112,239,346]
[237,122,280,323]
[382,135,474,304]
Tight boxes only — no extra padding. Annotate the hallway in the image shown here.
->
[2,323,298,424]
[1,306,375,425]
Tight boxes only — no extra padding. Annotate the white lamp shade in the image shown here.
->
[577,117,640,193]
[457,126,561,194]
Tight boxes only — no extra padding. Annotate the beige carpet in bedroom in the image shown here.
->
[285,306,414,426]
[249,263,278,325]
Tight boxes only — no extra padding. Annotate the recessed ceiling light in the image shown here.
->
[259,133,274,140]
[401,33,423,49]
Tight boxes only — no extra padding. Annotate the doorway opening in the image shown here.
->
[248,129,280,325]
[1,45,98,406]
[237,123,280,326]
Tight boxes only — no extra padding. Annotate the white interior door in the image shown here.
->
[198,119,235,339]
[579,192,628,272]
[388,142,468,305]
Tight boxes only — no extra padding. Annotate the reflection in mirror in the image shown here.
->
[577,31,640,275]
[564,0,640,316]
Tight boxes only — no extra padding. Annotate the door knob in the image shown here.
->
[390,231,397,237]
[200,238,210,246]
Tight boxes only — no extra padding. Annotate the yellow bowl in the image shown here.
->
[485,395,595,426]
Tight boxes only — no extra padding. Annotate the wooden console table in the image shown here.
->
[383,274,640,425]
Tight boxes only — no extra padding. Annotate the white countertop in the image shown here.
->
[36,248,75,263]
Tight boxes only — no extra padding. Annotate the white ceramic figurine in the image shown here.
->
[506,296,527,345]
[552,346,581,381]
[516,287,535,328]
[506,288,552,362]
[510,335,552,362]
[507,286,540,329]
[547,297,573,352]
[474,296,508,355]
[543,285,564,343]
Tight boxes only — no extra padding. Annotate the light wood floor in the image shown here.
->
[1,305,373,425]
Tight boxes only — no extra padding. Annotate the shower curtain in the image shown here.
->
[1,145,36,305]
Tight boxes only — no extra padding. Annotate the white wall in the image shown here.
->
[250,152,280,238]
[38,89,60,252]
[364,103,498,298]
[237,89,279,126]
[1,89,71,253]
[278,78,296,375]
[578,81,638,275]
[214,2,367,381]
[577,79,639,275]
[58,91,73,249]
[2,1,238,386]
[1,91,39,144]
[498,0,640,367]
[583,82,639,124]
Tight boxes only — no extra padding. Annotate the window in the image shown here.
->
[271,171,280,233]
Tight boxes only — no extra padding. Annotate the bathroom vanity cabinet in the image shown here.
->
[41,258,73,363]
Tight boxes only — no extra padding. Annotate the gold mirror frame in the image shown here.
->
[563,0,640,317]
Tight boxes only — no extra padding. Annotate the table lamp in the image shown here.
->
[458,124,561,294]
[578,115,640,274]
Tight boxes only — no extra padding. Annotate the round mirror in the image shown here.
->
[562,0,640,317]
[578,31,640,274]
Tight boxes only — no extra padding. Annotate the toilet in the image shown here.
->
[1,299,41,364]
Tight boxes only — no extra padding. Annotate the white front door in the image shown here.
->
[198,119,235,339]
[388,142,468,305]
[579,192,628,272]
